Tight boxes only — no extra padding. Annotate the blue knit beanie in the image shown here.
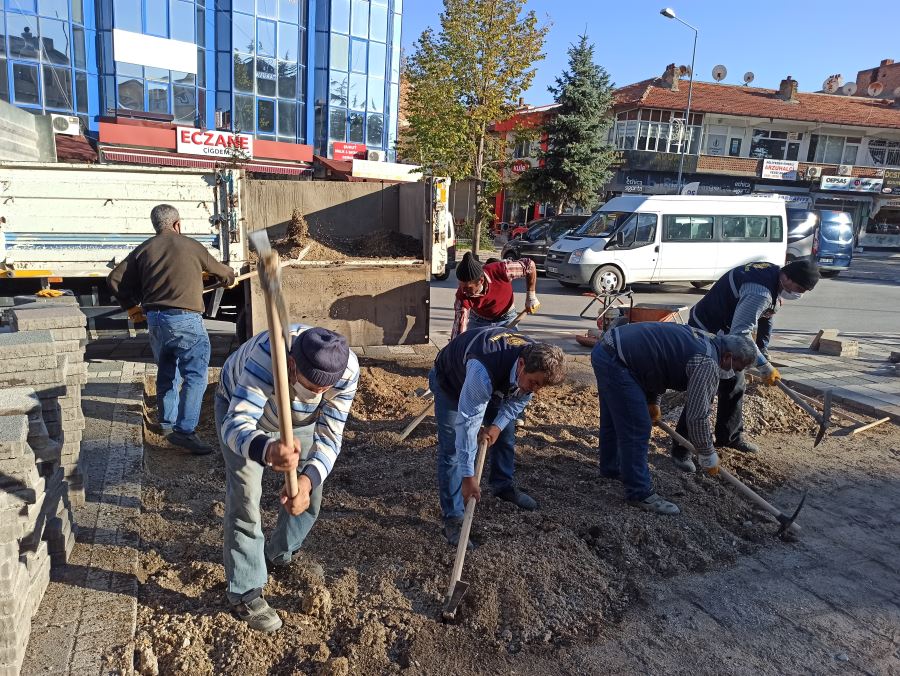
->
[291,328,350,387]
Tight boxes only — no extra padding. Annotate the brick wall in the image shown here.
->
[0,298,87,674]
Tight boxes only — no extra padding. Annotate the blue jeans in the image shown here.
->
[591,344,654,502]
[146,310,210,435]
[214,390,322,602]
[467,305,519,332]
[429,369,516,521]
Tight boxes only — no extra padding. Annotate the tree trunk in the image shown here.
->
[556,197,566,217]
[472,126,486,258]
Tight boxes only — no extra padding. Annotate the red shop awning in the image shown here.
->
[100,147,311,176]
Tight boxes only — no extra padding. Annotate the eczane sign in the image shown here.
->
[176,127,254,159]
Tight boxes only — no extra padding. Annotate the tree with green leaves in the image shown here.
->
[515,35,617,215]
[400,0,549,256]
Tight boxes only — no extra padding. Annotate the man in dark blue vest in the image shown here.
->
[430,327,566,545]
[672,260,820,467]
[592,323,757,514]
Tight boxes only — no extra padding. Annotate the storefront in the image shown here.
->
[813,175,884,245]
[607,170,753,196]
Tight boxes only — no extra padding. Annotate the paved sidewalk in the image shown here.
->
[770,331,900,422]
[22,361,147,676]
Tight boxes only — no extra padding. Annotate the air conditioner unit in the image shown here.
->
[806,166,822,179]
[50,114,80,136]
[367,149,386,162]
[838,164,853,176]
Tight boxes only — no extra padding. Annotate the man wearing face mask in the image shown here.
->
[215,325,358,633]
[592,323,758,513]
[671,259,821,467]
[451,251,540,338]
[430,327,567,545]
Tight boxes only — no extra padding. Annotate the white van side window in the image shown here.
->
[722,216,768,240]
[664,215,714,241]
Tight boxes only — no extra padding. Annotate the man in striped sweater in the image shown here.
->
[215,325,358,633]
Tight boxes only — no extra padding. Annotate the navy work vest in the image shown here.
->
[435,327,533,401]
[608,322,718,394]
[690,262,781,334]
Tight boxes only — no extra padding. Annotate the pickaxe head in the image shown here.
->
[814,389,833,447]
[441,580,470,622]
[776,490,807,541]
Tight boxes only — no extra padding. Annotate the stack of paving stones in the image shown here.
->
[0,299,87,674]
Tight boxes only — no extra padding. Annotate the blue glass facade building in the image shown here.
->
[0,0,402,158]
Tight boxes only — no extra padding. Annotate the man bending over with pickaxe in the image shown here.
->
[430,327,566,545]
[592,323,757,514]
[216,326,358,633]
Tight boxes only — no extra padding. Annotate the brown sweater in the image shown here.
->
[107,229,235,314]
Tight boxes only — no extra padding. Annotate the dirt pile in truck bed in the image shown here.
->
[134,359,829,675]
[265,209,421,262]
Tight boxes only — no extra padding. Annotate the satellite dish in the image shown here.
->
[842,82,857,96]
[821,74,843,94]
[678,64,692,77]
[893,86,900,98]
[867,82,885,97]
[712,65,727,82]
[743,71,755,85]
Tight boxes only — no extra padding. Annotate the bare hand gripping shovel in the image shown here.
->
[656,420,805,539]
[442,438,489,621]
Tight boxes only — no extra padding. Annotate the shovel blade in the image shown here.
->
[441,580,470,621]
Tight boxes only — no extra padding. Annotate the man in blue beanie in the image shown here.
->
[215,325,359,633]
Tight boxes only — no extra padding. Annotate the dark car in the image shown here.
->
[500,215,590,269]
[815,210,853,277]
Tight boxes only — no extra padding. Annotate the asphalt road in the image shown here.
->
[427,251,900,347]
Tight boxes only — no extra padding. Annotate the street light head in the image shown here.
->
[661,7,677,18]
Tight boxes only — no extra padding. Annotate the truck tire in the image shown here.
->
[590,266,624,294]
[820,270,841,278]
[433,266,450,281]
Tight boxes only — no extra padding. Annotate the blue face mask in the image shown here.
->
[780,290,803,301]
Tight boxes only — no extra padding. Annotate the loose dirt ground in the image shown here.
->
[134,359,896,675]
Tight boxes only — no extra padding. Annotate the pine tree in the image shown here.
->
[516,35,617,214]
[401,0,549,256]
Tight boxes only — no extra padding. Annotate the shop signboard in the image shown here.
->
[761,159,799,180]
[176,127,253,158]
[333,142,367,162]
[882,168,900,194]
[820,176,884,192]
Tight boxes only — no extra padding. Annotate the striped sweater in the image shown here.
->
[218,324,359,488]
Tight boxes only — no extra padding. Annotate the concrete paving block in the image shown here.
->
[0,332,55,359]
[12,297,79,309]
[0,356,58,376]
[0,368,64,387]
[10,307,85,331]
[0,389,41,418]
[0,416,29,456]
[818,338,860,357]
[0,565,28,618]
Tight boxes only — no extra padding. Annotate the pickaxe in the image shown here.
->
[442,438,489,621]
[398,310,530,442]
[656,420,804,539]
[775,381,833,447]
[248,230,299,499]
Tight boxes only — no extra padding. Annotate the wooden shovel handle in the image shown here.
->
[445,438,489,595]
[263,288,299,498]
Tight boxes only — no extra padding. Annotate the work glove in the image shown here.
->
[648,404,661,423]
[36,288,64,298]
[699,451,720,476]
[126,306,146,324]
[761,365,781,387]
[222,270,237,289]
[525,292,541,314]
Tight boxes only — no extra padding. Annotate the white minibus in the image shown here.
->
[545,195,787,293]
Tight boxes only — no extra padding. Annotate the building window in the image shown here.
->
[615,109,701,154]
[807,134,860,165]
[13,63,41,104]
[366,112,383,147]
[864,139,900,167]
[750,129,802,161]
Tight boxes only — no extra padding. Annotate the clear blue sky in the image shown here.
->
[401,0,899,105]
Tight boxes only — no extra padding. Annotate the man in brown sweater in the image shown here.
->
[107,204,235,454]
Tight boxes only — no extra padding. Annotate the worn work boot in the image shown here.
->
[442,518,473,549]
[628,493,681,515]
[167,431,214,455]
[494,487,538,511]
[720,436,760,454]
[231,595,283,633]
[670,451,696,473]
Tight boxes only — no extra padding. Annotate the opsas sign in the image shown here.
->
[820,175,884,193]
[176,127,254,159]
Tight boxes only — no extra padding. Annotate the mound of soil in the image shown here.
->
[269,210,421,262]
[135,359,821,674]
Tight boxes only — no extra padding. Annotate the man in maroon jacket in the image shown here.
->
[450,252,540,338]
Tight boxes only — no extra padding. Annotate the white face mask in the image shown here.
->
[719,356,735,380]
[780,290,803,301]
[293,381,323,404]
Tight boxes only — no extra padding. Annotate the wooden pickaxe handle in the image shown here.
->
[202,245,312,294]
[776,380,823,424]
[397,399,434,442]
[445,439,489,596]
[656,420,801,536]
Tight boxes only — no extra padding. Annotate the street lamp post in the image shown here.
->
[660,7,697,194]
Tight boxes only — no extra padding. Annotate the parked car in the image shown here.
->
[500,215,590,269]
[786,209,818,261]
[815,210,853,277]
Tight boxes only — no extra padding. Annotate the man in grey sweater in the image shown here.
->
[107,204,235,454]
